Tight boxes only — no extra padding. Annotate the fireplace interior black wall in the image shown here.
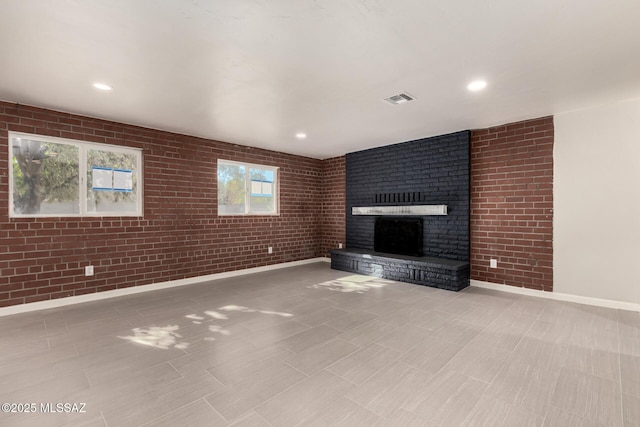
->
[374,217,423,257]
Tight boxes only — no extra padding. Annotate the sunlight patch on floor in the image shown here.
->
[308,274,391,293]
[120,304,292,349]
[118,325,189,350]
[209,325,231,335]
[219,305,293,317]
[205,310,229,320]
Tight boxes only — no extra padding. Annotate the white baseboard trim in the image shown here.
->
[0,257,331,317]
[471,279,640,312]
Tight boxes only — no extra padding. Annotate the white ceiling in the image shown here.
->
[1,0,639,159]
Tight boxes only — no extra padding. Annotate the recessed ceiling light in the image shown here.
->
[295,133,307,139]
[93,82,113,91]
[467,80,487,92]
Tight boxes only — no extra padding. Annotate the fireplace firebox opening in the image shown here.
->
[374,217,423,257]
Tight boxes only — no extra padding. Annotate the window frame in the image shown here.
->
[217,159,279,216]
[8,131,143,218]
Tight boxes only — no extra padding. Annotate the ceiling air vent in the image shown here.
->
[384,92,415,105]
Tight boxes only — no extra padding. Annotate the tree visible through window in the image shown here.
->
[12,139,79,214]
[217,160,278,215]
[9,132,142,217]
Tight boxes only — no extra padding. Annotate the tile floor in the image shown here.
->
[0,262,638,426]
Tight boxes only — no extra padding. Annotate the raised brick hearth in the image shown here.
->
[331,248,470,291]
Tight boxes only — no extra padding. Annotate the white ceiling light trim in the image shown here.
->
[93,83,113,91]
[467,80,488,92]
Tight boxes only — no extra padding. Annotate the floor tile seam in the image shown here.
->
[478,305,540,331]
[204,358,290,387]
[345,360,415,396]
[487,394,553,425]
[281,325,344,354]
[457,297,512,311]
[545,396,617,427]
[139,397,221,427]
[204,363,310,411]
[323,367,365,387]
[502,309,540,358]
[544,369,594,422]
[411,316,454,335]
[44,319,71,336]
[397,368,489,425]
[621,393,640,427]
[296,313,342,329]
[373,330,432,357]
[539,405,556,427]
[437,334,509,382]
[2,338,54,360]
[99,410,110,427]
[379,405,425,424]
[431,319,490,347]
[114,357,193,385]
[557,355,622,385]
[278,360,312,381]
[454,384,495,427]
[515,296,550,322]
[325,346,405,387]
[465,329,519,353]
[248,370,347,425]
[412,355,492,391]
[181,334,256,355]
[559,355,624,382]
[479,358,559,414]
[244,410,275,427]
[432,306,475,318]
[0,367,90,400]
[166,361,187,381]
[323,336,366,355]
[323,395,381,425]
[336,317,395,337]
[360,303,409,318]
[90,364,191,403]
[82,368,96,390]
[324,313,379,332]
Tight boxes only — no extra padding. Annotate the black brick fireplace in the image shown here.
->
[331,131,471,291]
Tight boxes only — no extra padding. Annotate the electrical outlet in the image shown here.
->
[338,242,343,249]
[490,259,497,269]
[85,265,94,276]
[268,247,273,254]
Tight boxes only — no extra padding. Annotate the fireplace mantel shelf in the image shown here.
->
[351,205,447,216]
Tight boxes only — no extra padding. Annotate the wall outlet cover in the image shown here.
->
[490,259,497,269]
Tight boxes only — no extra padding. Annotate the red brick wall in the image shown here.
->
[0,102,323,307]
[320,156,345,256]
[470,117,554,291]
[0,101,554,308]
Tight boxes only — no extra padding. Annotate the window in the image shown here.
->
[9,132,142,217]
[217,160,278,215]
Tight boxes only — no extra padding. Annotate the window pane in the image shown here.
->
[11,137,79,215]
[218,163,246,214]
[87,149,138,214]
[249,167,274,212]
[250,195,274,212]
